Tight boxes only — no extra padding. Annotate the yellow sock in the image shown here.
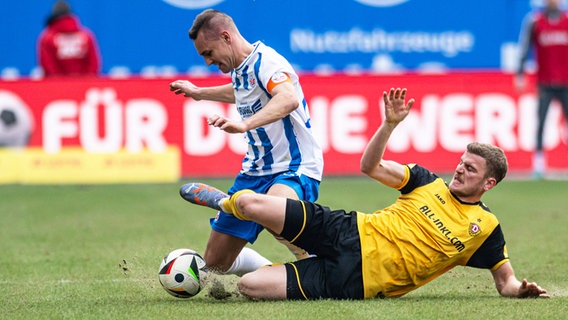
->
[222,189,255,220]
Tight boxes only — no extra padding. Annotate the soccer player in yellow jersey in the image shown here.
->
[180,88,549,300]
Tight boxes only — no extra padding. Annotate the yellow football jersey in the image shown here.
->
[357,164,509,298]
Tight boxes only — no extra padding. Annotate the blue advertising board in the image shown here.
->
[0,0,554,78]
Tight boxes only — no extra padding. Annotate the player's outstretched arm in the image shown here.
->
[169,80,235,103]
[491,262,550,298]
[360,88,414,188]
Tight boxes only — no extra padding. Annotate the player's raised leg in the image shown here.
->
[179,182,229,211]
[230,192,288,235]
[180,182,288,234]
[265,183,310,260]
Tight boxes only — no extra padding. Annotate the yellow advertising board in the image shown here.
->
[0,147,180,184]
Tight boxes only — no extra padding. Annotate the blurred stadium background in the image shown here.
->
[0,0,538,77]
[1,0,567,184]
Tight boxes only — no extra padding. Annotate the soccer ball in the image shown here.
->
[158,248,208,298]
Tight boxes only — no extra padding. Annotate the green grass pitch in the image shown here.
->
[1,177,567,319]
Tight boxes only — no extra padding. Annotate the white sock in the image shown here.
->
[224,247,272,277]
[533,151,546,174]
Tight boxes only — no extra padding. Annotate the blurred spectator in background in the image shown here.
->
[37,1,101,78]
[517,0,568,179]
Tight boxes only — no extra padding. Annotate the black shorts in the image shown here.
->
[281,199,364,300]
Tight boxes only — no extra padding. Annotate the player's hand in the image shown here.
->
[208,114,248,134]
[382,88,414,125]
[169,80,200,100]
[518,279,549,298]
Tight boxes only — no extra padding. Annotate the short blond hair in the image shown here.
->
[467,142,508,184]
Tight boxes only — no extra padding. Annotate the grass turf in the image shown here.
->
[0,177,566,319]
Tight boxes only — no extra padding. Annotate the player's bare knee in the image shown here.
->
[235,193,259,220]
[237,273,258,299]
[239,270,286,300]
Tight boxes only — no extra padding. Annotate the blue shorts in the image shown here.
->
[210,171,320,243]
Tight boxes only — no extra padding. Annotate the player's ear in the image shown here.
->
[221,31,230,43]
[483,177,497,191]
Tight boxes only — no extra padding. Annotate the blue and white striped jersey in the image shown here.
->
[231,41,323,181]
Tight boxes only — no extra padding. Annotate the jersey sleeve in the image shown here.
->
[466,224,509,269]
[39,32,60,75]
[85,30,101,74]
[517,13,537,74]
[255,44,297,93]
[398,164,438,194]
[266,72,293,93]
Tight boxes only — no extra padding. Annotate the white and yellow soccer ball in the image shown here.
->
[158,248,208,298]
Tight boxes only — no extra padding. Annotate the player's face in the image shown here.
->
[194,32,234,73]
[448,151,491,203]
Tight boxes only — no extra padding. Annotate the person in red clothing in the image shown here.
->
[37,1,101,78]
[517,0,568,179]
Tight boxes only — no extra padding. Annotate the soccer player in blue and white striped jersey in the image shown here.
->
[171,9,323,277]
